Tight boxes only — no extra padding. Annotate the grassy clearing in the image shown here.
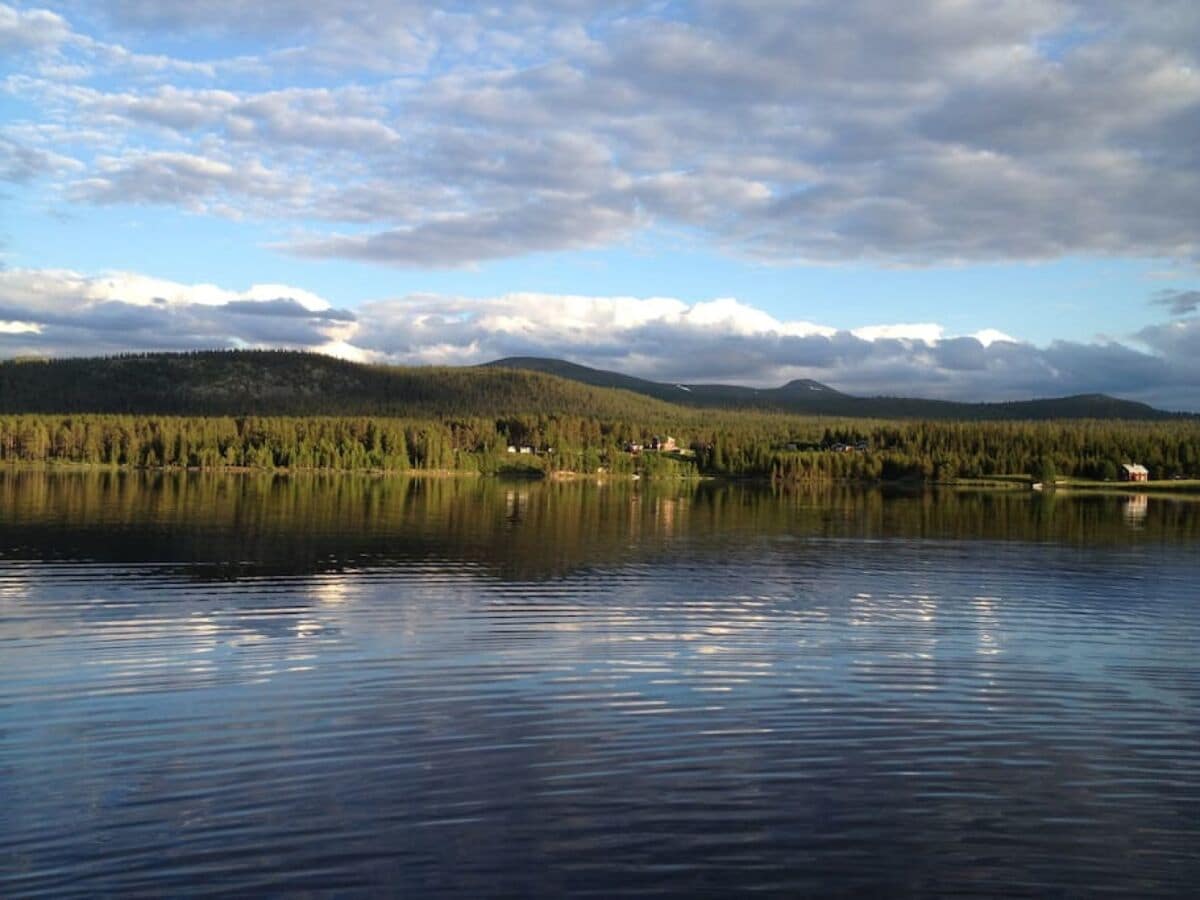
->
[945,474,1200,496]
[1055,478,1200,495]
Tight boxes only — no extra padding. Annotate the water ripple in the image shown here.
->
[3,516,1199,896]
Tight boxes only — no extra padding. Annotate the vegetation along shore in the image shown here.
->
[2,351,1197,484]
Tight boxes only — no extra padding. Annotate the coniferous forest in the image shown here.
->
[1,351,1197,482]
[3,412,1199,483]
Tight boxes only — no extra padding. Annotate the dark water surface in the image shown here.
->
[2,471,1198,897]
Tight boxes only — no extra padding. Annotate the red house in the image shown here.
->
[1120,463,1149,482]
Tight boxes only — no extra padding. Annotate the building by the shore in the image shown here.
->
[1120,463,1150,482]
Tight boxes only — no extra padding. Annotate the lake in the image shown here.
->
[2,471,1198,896]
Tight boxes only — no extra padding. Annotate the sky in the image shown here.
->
[1,0,1198,409]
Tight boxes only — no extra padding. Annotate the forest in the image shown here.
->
[1,350,1184,421]
[2,351,1196,483]
[2,412,1198,483]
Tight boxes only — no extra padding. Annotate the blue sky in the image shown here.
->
[2,1,1199,408]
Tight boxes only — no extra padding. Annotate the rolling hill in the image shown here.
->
[484,357,1177,420]
[0,350,1179,421]
[0,351,681,420]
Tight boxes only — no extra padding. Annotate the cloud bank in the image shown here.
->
[0,268,359,358]
[4,0,1200,267]
[2,268,1197,411]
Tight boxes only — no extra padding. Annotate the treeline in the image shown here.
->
[2,413,1199,482]
[703,420,1200,481]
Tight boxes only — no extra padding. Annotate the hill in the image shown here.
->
[0,351,682,420]
[484,357,1175,421]
[2,352,1197,482]
[0,350,1179,422]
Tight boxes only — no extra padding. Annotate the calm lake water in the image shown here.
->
[2,471,1198,897]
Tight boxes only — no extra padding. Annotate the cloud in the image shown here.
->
[290,196,641,267]
[0,4,71,53]
[1137,317,1200,377]
[0,3,215,76]
[0,135,82,183]
[342,292,1126,396]
[221,298,356,322]
[343,290,1197,408]
[0,268,358,357]
[3,268,1199,408]
[850,323,944,344]
[83,0,613,72]
[6,1,1199,267]
[0,320,42,334]
[66,151,303,212]
[1151,288,1200,316]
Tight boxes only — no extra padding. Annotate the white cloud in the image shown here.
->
[0,4,71,53]
[338,292,1200,409]
[0,268,337,311]
[65,150,304,213]
[0,268,357,357]
[3,268,1199,408]
[663,297,834,338]
[971,328,1017,347]
[851,323,944,344]
[0,320,42,334]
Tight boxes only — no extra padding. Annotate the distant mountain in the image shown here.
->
[484,356,1177,420]
[481,356,852,410]
[0,350,1178,421]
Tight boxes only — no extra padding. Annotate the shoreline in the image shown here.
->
[6,462,1200,496]
[939,475,1200,496]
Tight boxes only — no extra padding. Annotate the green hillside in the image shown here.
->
[0,351,683,420]
[485,356,1177,420]
[2,351,1198,482]
[0,350,1184,428]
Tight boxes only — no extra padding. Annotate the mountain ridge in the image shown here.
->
[0,350,1182,421]
[483,356,1179,420]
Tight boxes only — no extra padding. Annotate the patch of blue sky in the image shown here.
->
[1035,22,1105,62]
